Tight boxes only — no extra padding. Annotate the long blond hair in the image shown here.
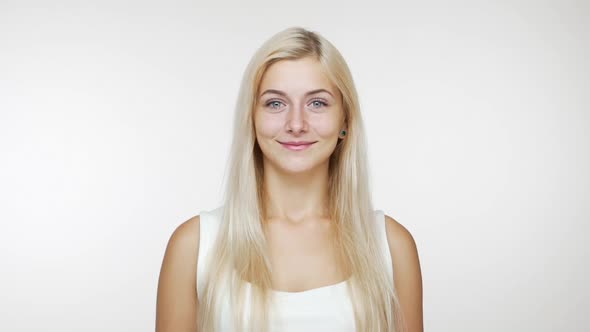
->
[198,26,405,331]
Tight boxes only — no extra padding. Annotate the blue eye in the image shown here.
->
[266,100,284,110]
[310,99,328,108]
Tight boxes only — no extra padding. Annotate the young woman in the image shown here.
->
[156,27,423,332]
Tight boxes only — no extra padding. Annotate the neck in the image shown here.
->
[262,160,330,223]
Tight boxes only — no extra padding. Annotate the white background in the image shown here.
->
[1,1,588,331]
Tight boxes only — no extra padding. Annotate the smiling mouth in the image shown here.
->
[278,141,316,151]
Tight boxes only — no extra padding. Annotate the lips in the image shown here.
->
[280,142,314,146]
[278,140,317,145]
[278,141,316,151]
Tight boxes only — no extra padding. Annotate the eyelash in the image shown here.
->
[265,99,328,110]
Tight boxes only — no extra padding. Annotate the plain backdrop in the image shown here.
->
[1,1,588,331]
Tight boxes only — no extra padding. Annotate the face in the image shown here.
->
[253,56,346,174]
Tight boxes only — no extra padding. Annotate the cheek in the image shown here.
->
[312,117,341,138]
[254,112,283,139]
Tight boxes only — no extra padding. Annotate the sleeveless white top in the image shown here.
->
[197,206,394,331]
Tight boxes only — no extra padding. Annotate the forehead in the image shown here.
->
[258,57,338,96]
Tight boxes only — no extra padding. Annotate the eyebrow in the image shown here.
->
[259,88,334,98]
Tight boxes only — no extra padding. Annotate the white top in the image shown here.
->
[197,206,394,331]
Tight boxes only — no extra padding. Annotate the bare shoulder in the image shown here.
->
[384,214,419,258]
[383,213,421,281]
[161,215,201,271]
[156,215,201,332]
[384,214,424,332]
[168,215,201,253]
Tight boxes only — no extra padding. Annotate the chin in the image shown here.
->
[278,157,329,174]
[260,145,329,173]
[282,165,315,174]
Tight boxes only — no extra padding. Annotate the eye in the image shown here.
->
[309,99,328,109]
[265,100,285,110]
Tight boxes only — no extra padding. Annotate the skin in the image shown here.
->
[155,56,423,331]
[253,57,349,289]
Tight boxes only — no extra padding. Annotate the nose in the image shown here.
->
[285,103,308,134]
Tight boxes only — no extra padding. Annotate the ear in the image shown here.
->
[338,118,348,138]
[338,128,348,139]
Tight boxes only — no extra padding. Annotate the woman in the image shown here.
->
[156,26,423,331]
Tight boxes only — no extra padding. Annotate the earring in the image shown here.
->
[340,130,347,137]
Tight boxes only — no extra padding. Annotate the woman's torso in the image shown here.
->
[196,206,392,331]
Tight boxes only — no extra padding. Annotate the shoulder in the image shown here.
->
[383,214,421,278]
[169,215,201,252]
[156,215,201,331]
[158,214,201,287]
[383,214,418,260]
[383,213,424,331]
[383,213,422,290]
[162,215,201,266]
